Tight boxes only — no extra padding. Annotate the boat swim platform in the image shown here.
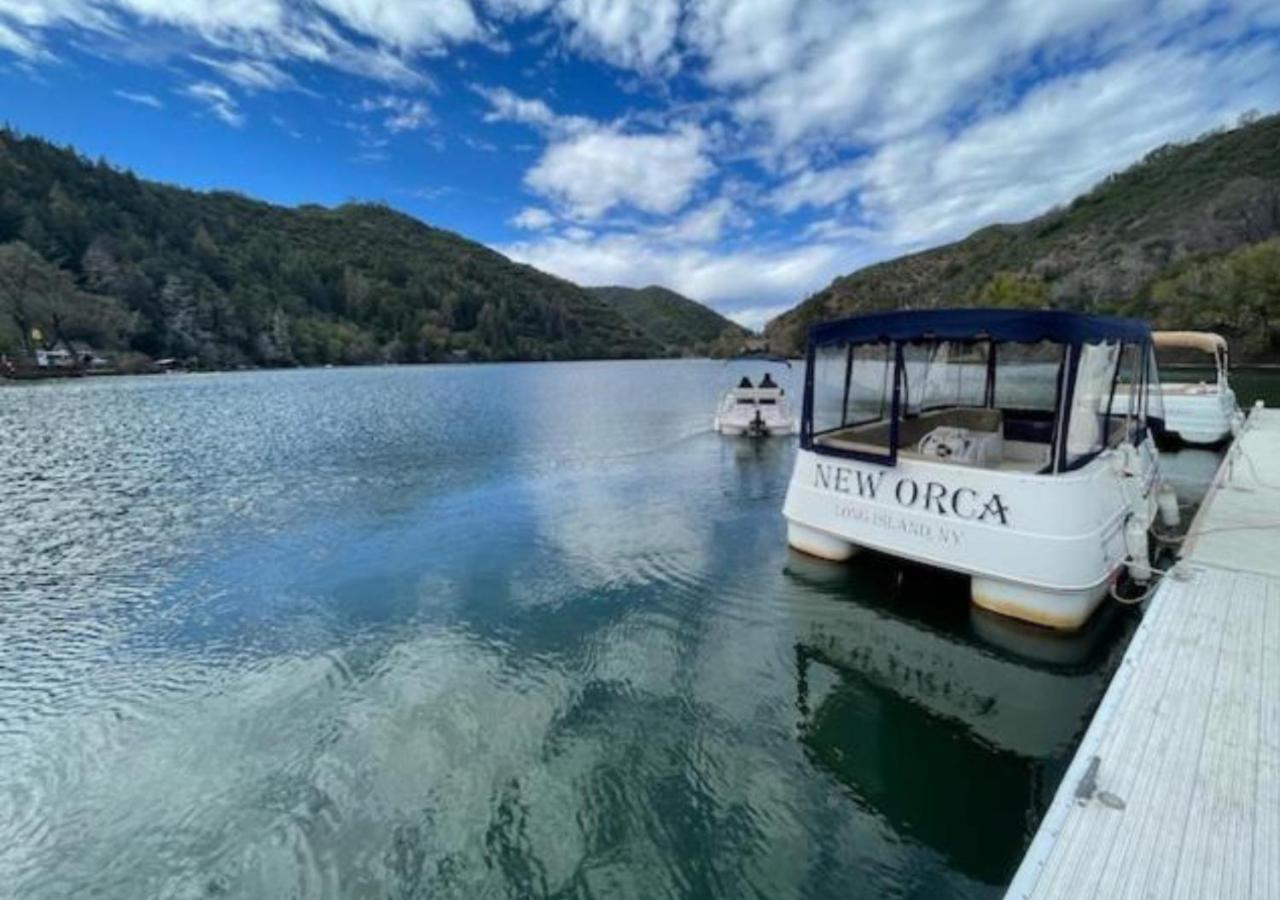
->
[1005,408,1280,900]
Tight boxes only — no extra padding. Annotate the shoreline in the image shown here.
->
[5,358,1278,385]
[0,355,753,383]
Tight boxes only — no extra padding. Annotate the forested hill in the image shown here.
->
[588,285,749,356]
[0,129,661,367]
[766,113,1280,358]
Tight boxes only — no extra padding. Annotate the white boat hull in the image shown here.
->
[715,415,797,436]
[783,441,1160,629]
[714,386,797,437]
[1160,382,1240,445]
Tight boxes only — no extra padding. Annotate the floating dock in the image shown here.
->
[1006,408,1280,900]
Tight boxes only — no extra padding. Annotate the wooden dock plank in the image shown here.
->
[1181,408,1280,577]
[1054,579,1200,900]
[1255,578,1280,900]
[1113,571,1229,900]
[1170,572,1258,900]
[1006,408,1280,900]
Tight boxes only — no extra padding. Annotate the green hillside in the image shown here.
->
[767,113,1280,358]
[0,129,660,368]
[588,284,749,356]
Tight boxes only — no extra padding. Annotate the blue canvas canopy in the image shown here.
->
[809,308,1152,348]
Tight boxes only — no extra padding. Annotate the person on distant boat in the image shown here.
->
[738,376,754,389]
[760,373,778,389]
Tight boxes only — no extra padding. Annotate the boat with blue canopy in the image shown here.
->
[782,308,1179,629]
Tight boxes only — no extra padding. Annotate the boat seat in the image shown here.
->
[899,407,1002,447]
[816,407,1007,465]
[734,387,784,405]
[916,425,1003,467]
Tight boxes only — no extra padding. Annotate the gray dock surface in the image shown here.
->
[1005,408,1280,900]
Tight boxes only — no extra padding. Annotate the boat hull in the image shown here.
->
[783,443,1160,629]
[1160,384,1240,446]
[714,412,797,437]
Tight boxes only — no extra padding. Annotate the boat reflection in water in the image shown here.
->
[785,550,1138,887]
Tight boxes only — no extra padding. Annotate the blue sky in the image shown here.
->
[1,1,1279,329]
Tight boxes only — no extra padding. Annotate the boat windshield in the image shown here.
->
[802,310,1161,473]
[1152,331,1229,385]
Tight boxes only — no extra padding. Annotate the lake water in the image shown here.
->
[1,361,1276,899]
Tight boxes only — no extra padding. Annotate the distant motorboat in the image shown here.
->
[714,355,798,437]
[1150,331,1243,446]
[783,309,1177,630]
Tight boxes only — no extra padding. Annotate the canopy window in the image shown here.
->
[1152,330,1230,378]
[1064,340,1120,468]
[809,340,896,464]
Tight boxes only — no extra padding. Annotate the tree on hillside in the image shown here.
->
[974,271,1049,309]
[0,241,77,356]
[0,240,136,359]
[1151,238,1280,354]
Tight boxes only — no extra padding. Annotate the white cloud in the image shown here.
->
[112,88,162,107]
[510,206,555,229]
[526,124,713,220]
[500,229,863,322]
[727,304,794,332]
[0,18,45,59]
[474,84,591,134]
[486,0,680,72]
[195,55,292,91]
[685,0,1239,155]
[851,41,1280,249]
[180,80,243,127]
[770,162,866,214]
[0,0,468,86]
[310,0,480,49]
[112,0,285,34]
[550,0,681,72]
[655,197,741,244]
[358,94,433,132]
[475,84,559,128]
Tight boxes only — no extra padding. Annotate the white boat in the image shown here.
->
[782,309,1176,630]
[713,356,798,437]
[1151,331,1243,446]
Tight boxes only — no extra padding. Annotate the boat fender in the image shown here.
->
[1124,517,1152,583]
[1116,442,1141,477]
[1156,482,1181,528]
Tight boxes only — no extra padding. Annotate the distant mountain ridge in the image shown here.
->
[0,129,661,367]
[766,113,1280,358]
[588,284,749,356]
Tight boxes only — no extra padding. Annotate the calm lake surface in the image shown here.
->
[2,361,1277,899]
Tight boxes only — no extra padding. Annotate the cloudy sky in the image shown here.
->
[1,1,1278,328]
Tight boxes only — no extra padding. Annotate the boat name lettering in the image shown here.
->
[834,502,963,546]
[814,462,1010,526]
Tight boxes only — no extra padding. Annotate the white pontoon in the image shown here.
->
[783,309,1175,630]
[714,356,797,437]
[1151,331,1243,446]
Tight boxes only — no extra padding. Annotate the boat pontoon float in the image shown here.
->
[1150,331,1243,446]
[783,309,1177,630]
[714,355,798,437]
